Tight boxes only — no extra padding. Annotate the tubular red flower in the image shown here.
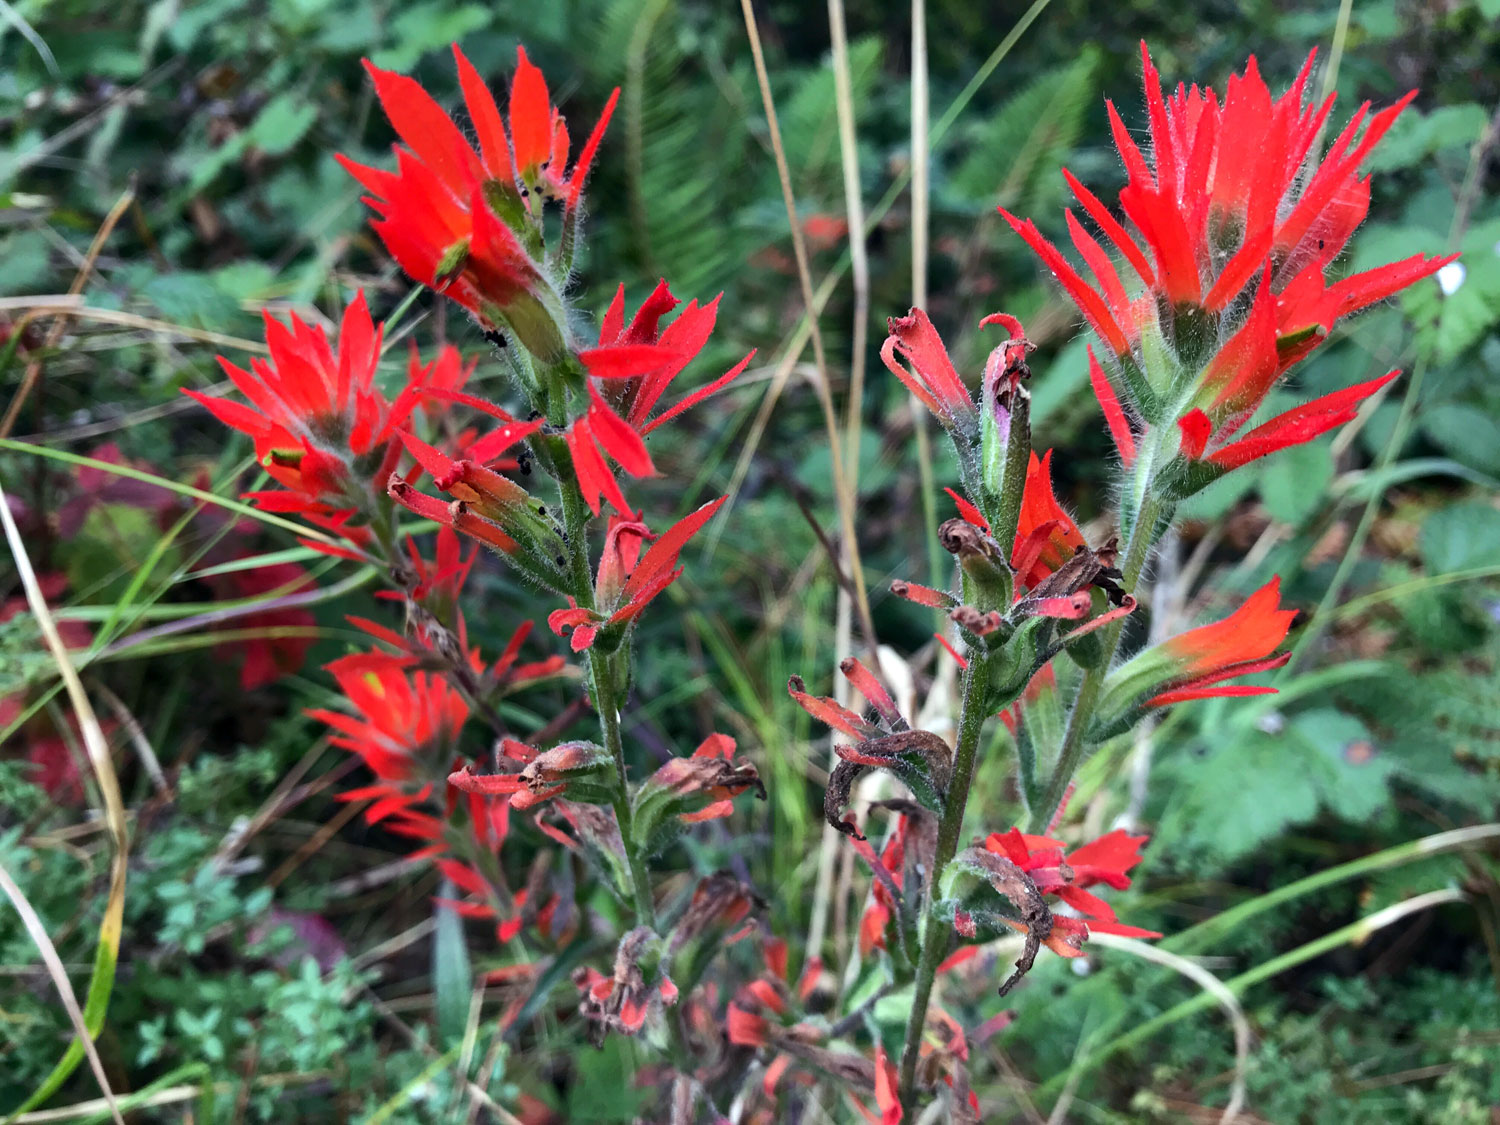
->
[1145,576,1297,704]
[890,578,958,610]
[639,734,763,825]
[979,827,1161,956]
[389,425,556,563]
[881,308,979,429]
[546,497,726,650]
[1011,451,1086,589]
[1197,271,1279,420]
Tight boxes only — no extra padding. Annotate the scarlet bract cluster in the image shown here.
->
[179,39,1447,1120]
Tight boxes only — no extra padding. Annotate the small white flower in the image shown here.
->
[1436,260,1466,296]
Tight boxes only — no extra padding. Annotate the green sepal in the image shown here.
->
[984,615,1052,711]
[482,179,535,247]
[1153,454,1223,502]
[630,756,765,856]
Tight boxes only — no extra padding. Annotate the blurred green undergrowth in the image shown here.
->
[1,0,1499,1119]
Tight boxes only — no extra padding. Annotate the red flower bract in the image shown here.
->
[308,650,471,840]
[338,46,619,360]
[566,279,754,516]
[880,308,978,431]
[982,827,1161,956]
[1108,575,1298,709]
[1151,576,1297,705]
[1011,450,1086,591]
[547,497,726,651]
[186,292,416,549]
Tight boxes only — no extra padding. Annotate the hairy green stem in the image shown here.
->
[898,649,992,1105]
[558,477,657,926]
[1028,493,1161,834]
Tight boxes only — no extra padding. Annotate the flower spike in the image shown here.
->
[1006,46,1454,485]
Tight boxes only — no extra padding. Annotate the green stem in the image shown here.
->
[898,649,992,1104]
[593,646,657,924]
[557,476,657,926]
[1028,493,1161,834]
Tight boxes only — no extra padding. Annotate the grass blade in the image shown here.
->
[0,482,129,1123]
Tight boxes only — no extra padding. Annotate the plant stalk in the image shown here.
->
[897,648,992,1104]
[558,476,657,926]
[1028,493,1161,833]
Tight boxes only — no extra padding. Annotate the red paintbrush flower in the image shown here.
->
[845,812,912,955]
[944,450,1087,596]
[349,606,563,703]
[725,937,821,1049]
[308,650,471,842]
[448,738,612,810]
[1010,451,1086,590]
[338,45,619,361]
[636,733,764,826]
[547,497,725,652]
[980,827,1161,957]
[488,619,568,693]
[881,308,978,431]
[573,929,679,1039]
[186,291,417,553]
[1176,369,1401,473]
[408,343,477,420]
[872,1046,903,1125]
[377,524,476,614]
[564,280,754,516]
[1002,45,1455,480]
[1106,575,1298,709]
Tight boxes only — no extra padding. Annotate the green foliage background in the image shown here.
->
[1,0,1499,1120]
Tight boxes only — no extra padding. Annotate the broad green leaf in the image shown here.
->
[1420,403,1500,475]
[1286,709,1394,824]
[1362,104,1489,173]
[247,94,318,156]
[1420,500,1500,574]
[0,230,55,296]
[369,3,492,70]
